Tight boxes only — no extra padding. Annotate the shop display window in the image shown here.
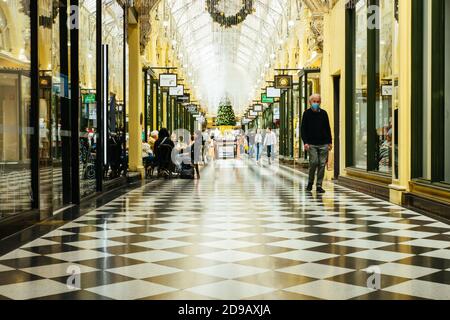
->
[353,0,368,170]
[444,0,450,184]
[375,0,394,174]
[411,0,449,186]
[0,1,32,218]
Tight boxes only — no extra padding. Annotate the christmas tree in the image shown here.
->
[215,97,236,126]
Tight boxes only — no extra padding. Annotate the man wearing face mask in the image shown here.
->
[301,94,332,193]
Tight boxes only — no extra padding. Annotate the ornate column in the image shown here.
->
[128,14,144,175]
[389,0,411,204]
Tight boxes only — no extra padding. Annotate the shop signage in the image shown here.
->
[254,104,263,112]
[169,85,184,96]
[274,75,293,89]
[160,74,177,87]
[196,116,205,124]
[266,86,281,98]
[261,94,274,103]
[83,93,96,104]
[382,85,393,96]
[89,105,96,120]
[185,104,197,112]
[39,76,52,88]
[273,106,280,120]
[249,111,258,117]
[177,94,191,103]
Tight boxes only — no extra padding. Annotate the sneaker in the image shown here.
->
[316,187,326,194]
[306,184,313,192]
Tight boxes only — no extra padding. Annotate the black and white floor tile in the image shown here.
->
[0,159,449,300]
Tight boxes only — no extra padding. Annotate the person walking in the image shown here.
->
[202,129,209,163]
[255,129,263,164]
[263,127,277,164]
[248,130,255,159]
[301,94,332,194]
[191,130,203,179]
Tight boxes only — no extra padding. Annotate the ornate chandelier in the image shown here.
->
[206,0,254,28]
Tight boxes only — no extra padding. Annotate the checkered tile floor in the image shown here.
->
[0,159,449,300]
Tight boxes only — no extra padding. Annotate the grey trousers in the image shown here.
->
[308,144,329,187]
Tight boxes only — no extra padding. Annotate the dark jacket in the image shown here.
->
[154,134,174,169]
[301,108,332,145]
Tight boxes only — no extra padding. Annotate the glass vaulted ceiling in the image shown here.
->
[168,0,289,115]
[82,0,124,39]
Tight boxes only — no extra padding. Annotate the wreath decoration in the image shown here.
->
[206,0,254,28]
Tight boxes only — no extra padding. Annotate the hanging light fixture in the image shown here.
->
[206,0,254,28]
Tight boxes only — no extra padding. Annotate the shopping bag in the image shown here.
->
[327,151,334,171]
[180,163,194,179]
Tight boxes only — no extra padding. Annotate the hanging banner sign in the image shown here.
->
[261,94,274,103]
[253,104,263,112]
[177,94,191,103]
[185,104,197,113]
[83,93,96,104]
[274,75,293,89]
[382,85,393,96]
[266,86,281,98]
[160,74,177,87]
[169,85,184,96]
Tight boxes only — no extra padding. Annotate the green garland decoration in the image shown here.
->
[206,0,254,28]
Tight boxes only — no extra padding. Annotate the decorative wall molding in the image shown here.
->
[308,14,324,53]
[134,0,160,54]
[301,0,339,53]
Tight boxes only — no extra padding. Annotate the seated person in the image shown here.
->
[149,130,158,152]
[142,140,154,168]
[175,136,188,152]
[154,128,175,172]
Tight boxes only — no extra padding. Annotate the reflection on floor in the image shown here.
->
[0,159,449,300]
[0,167,33,217]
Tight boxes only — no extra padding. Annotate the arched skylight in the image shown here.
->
[168,0,289,115]
[82,0,124,40]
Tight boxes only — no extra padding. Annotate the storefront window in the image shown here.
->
[103,0,125,181]
[353,0,368,169]
[444,0,450,184]
[38,0,57,212]
[152,79,158,130]
[0,1,31,217]
[293,84,300,159]
[412,0,449,185]
[422,0,432,180]
[51,1,64,208]
[375,0,393,174]
[392,0,400,179]
[79,2,97,197]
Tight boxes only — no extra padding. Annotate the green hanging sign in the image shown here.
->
[83,93,96,104]
[261,93,274,103]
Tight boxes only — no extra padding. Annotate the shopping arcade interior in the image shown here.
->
[0,0,449,279]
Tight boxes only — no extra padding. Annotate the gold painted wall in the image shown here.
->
[320,0,346,180]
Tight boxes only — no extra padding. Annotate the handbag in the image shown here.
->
[180,163,194,179]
